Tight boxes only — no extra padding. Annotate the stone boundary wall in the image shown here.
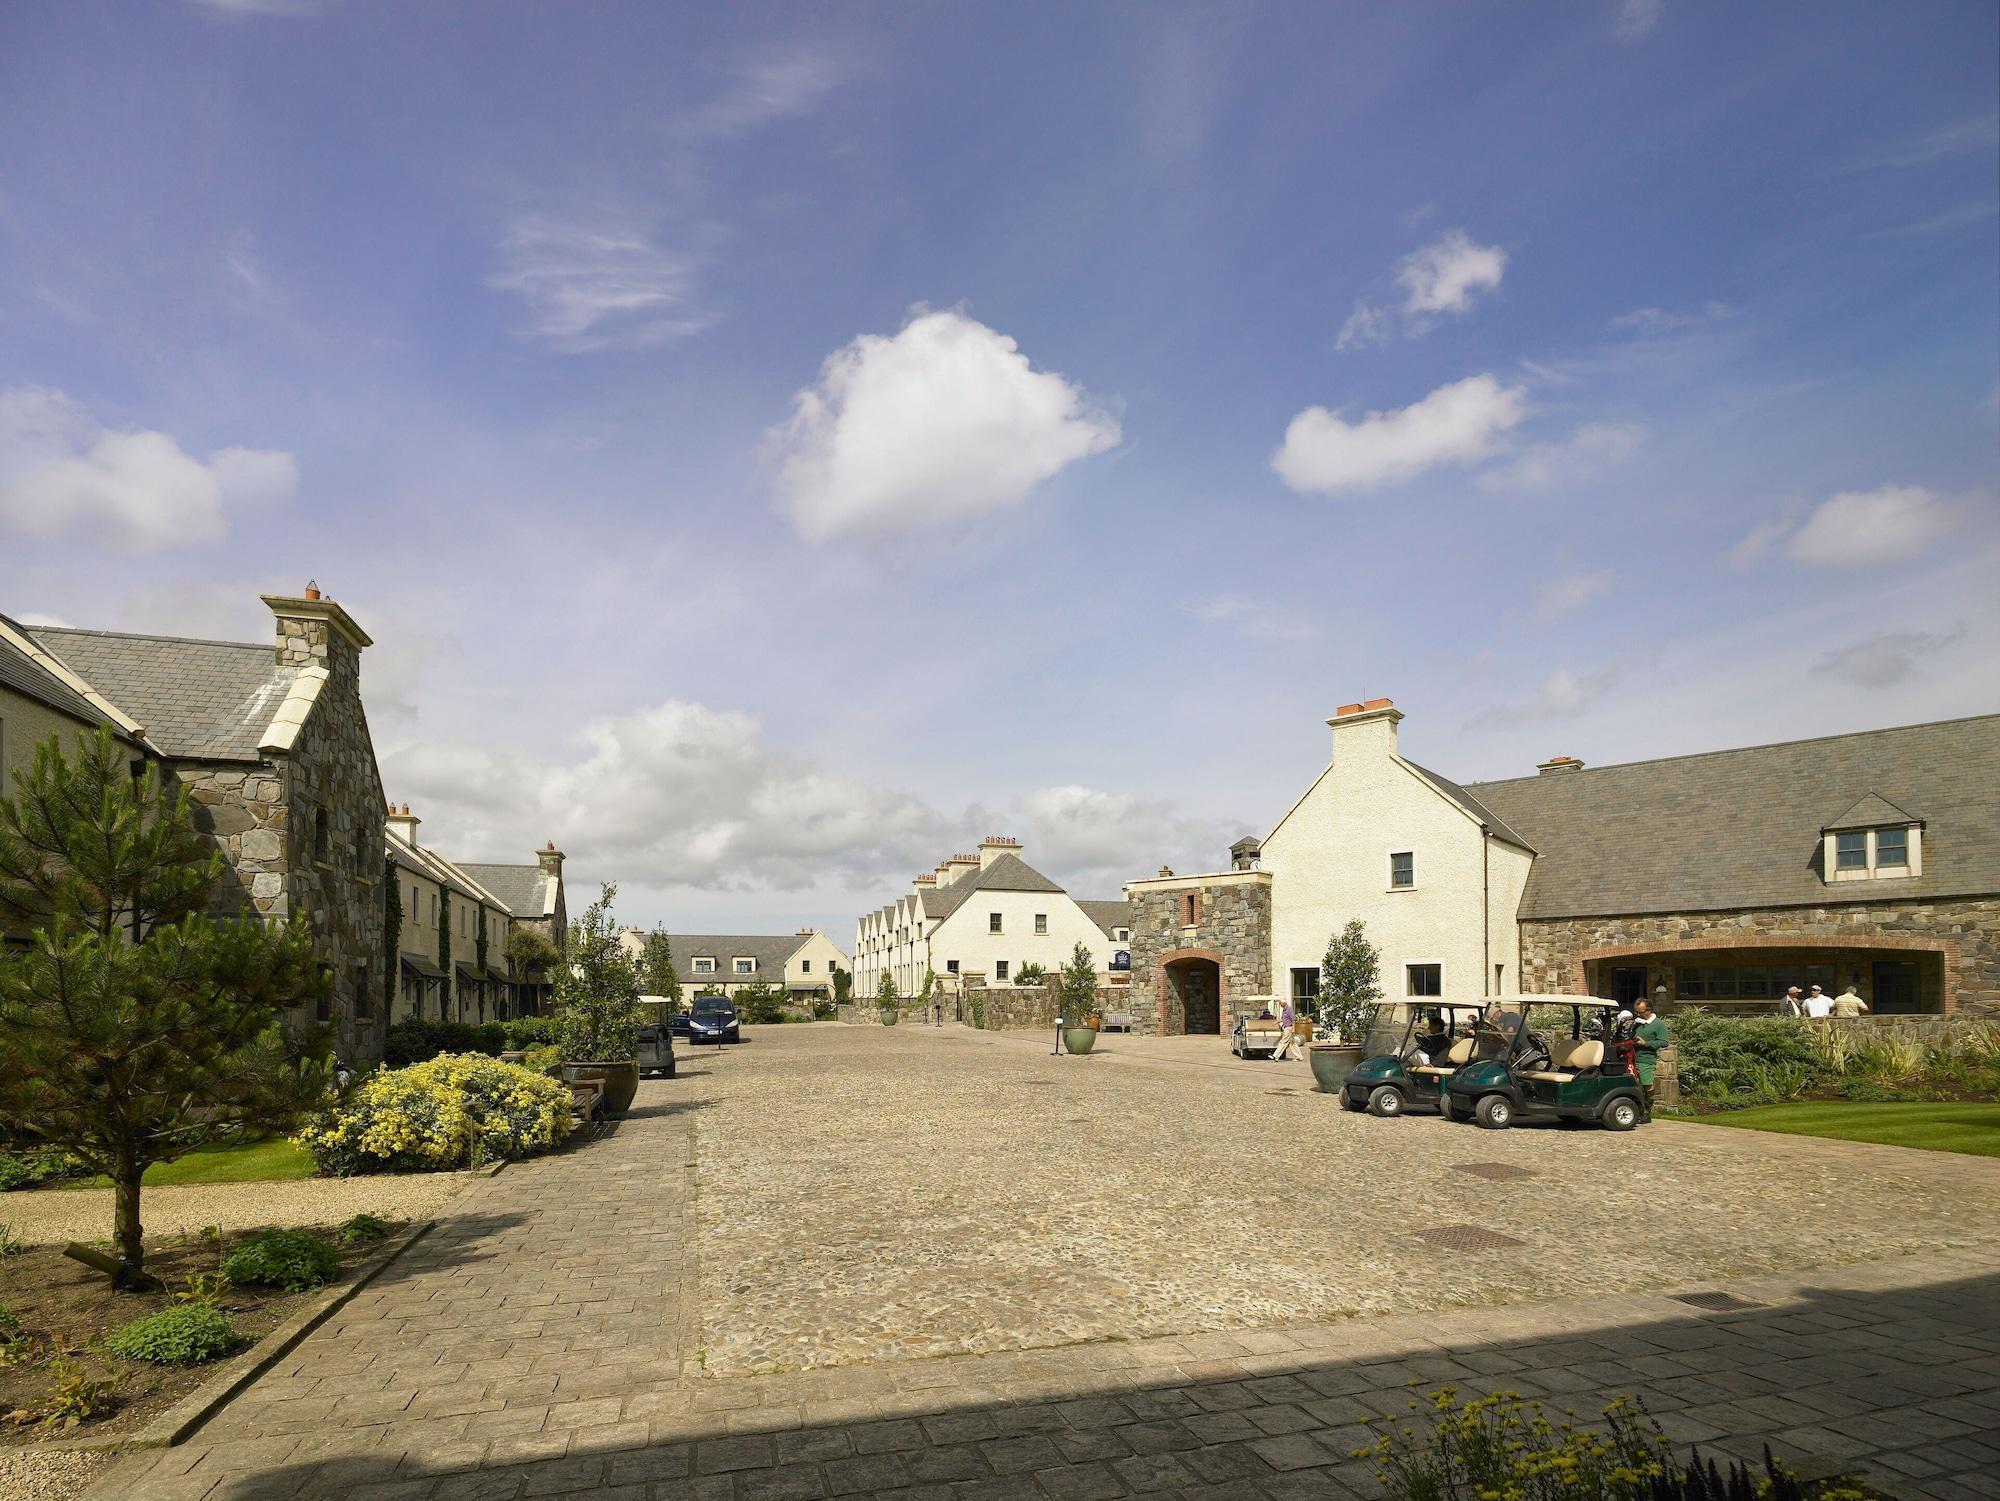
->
[1521,897,2000,1017]
[968,983,1129,1031]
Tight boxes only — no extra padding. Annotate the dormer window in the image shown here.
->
[733,957,755,975]
[692,956,716,974]
[1823,796,1921,883]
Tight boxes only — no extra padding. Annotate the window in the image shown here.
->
[354,822,368,871]
[733,958,755,975]
[994,960,1009,981]
[313,807,329,864]
[1406,963,1442,997]
[693,957,716,974]
[989,912,1003,933]
[801,959,811,973]
[1181,892,1198,925]
[1835,831,1868,870]
[1034,913,1048,935]
[1112,927,1129,943]
[1290,968,1321,1007]
[353,964,373,1021]
[1390,852,1415,889]
[1876,827,1909,867]
[946,960,959,974]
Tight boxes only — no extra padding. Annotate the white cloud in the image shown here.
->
[1836,113,1998,174]
[694,53,844,137]
[1787,485,1954,566]
[1472,665,1619,726]
[1724,503,1801,569]
[1613,0,1663,41]
[1476,422,1644,493]
[1812,628,1966,689]
[12,612,73,629]
[188,0,316,14]
[1272,374,1527,496]
[1184,595,1318,642]
[1532,570,1616,624]
[1337,230,1506,351]
[1012,785,1238,898]
[1334,302,1392,352]
[489,217,709,353]
[770,308,1120,543]
[1396,230,1508,317]
[0,387,296,554]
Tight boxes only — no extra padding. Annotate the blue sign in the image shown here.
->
[1110,950,1131,971]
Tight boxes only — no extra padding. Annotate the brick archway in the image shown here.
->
[1158,947,1227,1036]
[1569,932,1960,1013]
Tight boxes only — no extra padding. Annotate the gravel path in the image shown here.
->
[0,1447,111,1501]
[0,1171,472,1247]
[685,1021,2000,1376]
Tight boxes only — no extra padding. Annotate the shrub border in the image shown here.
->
[40,1217,436,1454]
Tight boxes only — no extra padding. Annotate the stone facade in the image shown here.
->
[178,598,388,1060]
[1521,896,2000,1017]
[1123,874,1272,1035]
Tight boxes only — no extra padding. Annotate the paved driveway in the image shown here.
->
[90,1023,2000,1499]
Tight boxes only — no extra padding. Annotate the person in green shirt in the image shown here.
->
[1632,995,1671,1105]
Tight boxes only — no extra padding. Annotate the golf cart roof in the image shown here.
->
[1481,994,1615,1009]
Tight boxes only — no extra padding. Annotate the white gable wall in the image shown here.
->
[929,887,1113,984]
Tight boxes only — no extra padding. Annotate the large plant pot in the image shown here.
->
[879,1009,899,1027]
[563,1061,639,1115]
[1063,1026,1098,1056]
[1308,1043,1364,1094]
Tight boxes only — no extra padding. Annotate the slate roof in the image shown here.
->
[27,626,290,762]
[0,620,113,731]
[459,863,557,920]
[1077,900,1133,937]
[389,839,495,906]
[921,853,1065,924]
[1463,714,2000,919]
[670,933,807,977]
[1404,760,1534,851]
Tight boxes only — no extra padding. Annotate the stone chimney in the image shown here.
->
[1536,755,1585,775]
[914,873,937,887]
[979,835,1021,870]
[263,583,371,692]
[1327,697,1402,761]
[385,802,419,844]
[944,853,980,885]
[537,840,564,877]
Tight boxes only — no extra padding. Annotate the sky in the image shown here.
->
[2,1,1996,940]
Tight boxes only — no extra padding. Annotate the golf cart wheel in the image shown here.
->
[1602,1096,1640,1132]
[1367,1086,1403,1118]
[1439,1096,1462,1122]
[1474,1094,1513,1130]
[1338,1089,1364,1111]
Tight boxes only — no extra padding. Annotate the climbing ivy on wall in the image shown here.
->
[437,889,451,976]
[383,855,401,984]
[476,904,489,973]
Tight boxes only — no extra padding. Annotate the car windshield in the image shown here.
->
[693,999,732,1016]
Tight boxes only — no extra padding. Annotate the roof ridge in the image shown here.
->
[30,625,272,654]
[1463,712,2000,791]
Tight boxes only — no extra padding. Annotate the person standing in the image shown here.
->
[1777,986,1805,1017]
[1272,997,1299,1061]
[1803,985,1834,1019]
[1830,984,1871,1018]
[1631,997,1671,1107]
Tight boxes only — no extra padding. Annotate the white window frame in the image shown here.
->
[989,912,1003,934]
[994,959,1009,981]
[1388,850,1416,892]
[1034,913,1048,935]
[1824,825,1922,883]
[1404,959,1445,998]
[1112,927,1129,943]
[733,957,755,975]
[692,957,717,974]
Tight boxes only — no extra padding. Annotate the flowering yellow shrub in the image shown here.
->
[296,1054,570,1175]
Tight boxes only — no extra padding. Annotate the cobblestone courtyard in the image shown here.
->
[88,1023,2000,1500]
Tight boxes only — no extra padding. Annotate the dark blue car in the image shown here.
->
[689,995,740,1043]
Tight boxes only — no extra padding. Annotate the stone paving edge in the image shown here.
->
[44,1217,439,1456]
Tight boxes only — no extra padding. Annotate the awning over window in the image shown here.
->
[400,954,446,981]
[454,960,482,984]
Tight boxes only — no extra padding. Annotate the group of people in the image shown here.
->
[1777,983,1871,1018]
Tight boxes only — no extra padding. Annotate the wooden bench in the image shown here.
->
[1102,1012,1136,1032]
[568,1079,603,1128]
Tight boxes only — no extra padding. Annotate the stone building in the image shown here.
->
[386,806,521,1023]
[461,845,568,1011]
[19,589,391,1057]
[1127,702,1999,1030]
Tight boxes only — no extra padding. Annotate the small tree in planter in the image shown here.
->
[551,886,645,1112]
[876,971,899,1025]
[1014,962,1048,988]
[1318,919,1383,1044]
[1058,942,1100,1052]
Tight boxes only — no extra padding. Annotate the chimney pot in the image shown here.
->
[1334,702,1364,717]
[1536,755,1585,775]
[401,802,410,815]
[1362,697,1393,711]
[303,580,321,601]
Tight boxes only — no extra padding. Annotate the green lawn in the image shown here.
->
[1681,1101,2000,1158]
[65,1137,316,1189]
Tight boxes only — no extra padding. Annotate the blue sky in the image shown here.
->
[2,0,1995,937]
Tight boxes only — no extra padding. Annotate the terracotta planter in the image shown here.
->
[1308,1043,1364,1094]
[1294,1019,1315,1042]
[1063,1026,1098,1055]
[562,1061,639,1115]
[1087,1014,1103,1031]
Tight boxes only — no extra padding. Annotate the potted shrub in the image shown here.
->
[1310,919,1382,1094]
[1058,943,1100,1055]
[552,886,645,1114]
[876,972,900,1026]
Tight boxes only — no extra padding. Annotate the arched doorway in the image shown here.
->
[1162,953,1223,1035]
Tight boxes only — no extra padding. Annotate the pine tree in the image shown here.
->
[1058,941,1098,1022]
[0,728,332,1284]
[1319,918,1384,1044]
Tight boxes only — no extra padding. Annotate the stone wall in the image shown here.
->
[1521,897,2000,1017]
[1124,876,1272,1034]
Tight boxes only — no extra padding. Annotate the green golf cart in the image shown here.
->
[1339,1001,1493,1116]
[1441,996,1648,1132]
